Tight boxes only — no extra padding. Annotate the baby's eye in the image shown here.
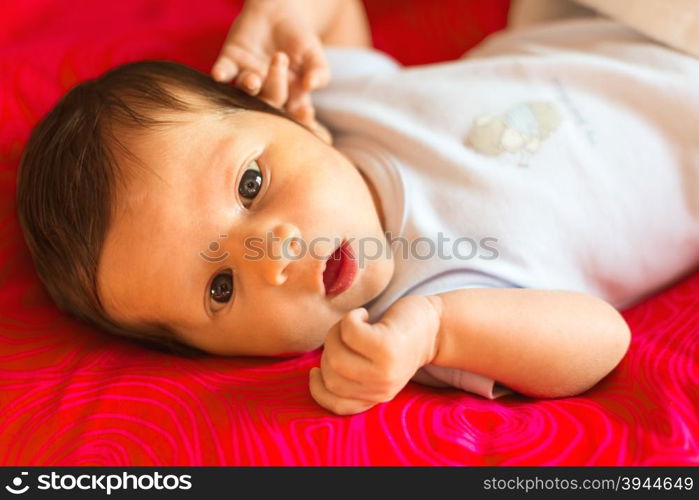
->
[210,271,233,305]
[238,159,263,208]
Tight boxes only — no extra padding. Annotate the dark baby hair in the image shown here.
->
[16,60,299,356]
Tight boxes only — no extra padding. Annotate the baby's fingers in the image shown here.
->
[213,46,266,91]
[236,69,262,95]
[309,367,376,416]
[300,46,331,91]
[258,52,289,109]
[286,91,316,126]
[212,57,240,83]
[337,308,380,360]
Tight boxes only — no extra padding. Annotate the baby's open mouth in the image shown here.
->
[323,240,357,296]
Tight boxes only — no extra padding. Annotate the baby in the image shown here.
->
[16,0,699,416]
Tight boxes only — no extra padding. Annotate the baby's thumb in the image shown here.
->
[348,307,370,325]
[212,57,239,83]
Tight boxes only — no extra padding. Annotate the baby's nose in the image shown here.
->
[258,223,303,287]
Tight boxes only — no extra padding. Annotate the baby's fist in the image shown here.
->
[310,300,439,416]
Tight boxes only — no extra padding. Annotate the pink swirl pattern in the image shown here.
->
[1,0,697,465]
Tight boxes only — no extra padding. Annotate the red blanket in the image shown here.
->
[1,0,697,465]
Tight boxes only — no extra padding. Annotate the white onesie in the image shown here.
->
[312,18,699,399]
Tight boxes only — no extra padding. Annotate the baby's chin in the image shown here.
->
[269,346,322,358]
[274,330,330,357]
[237,328,330,359]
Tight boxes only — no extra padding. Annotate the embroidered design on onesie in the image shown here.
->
[465,101,562,167]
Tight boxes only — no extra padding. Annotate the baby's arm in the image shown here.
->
[310,289,631,415]
[425,288,631,398]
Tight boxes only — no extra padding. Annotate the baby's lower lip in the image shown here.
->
[323,240,357,296]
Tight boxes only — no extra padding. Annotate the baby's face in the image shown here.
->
[97,106,394,356]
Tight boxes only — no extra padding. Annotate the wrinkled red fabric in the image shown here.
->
[2,0,697,465]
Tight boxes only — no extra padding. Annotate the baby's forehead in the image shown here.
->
[112,98,244,168]
[111,112,225,198]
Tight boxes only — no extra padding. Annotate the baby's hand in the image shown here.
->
[211,0,330,123]
[310,297,441,416]
[254,51,333,144]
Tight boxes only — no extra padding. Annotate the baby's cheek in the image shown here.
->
[244,294,329,353]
